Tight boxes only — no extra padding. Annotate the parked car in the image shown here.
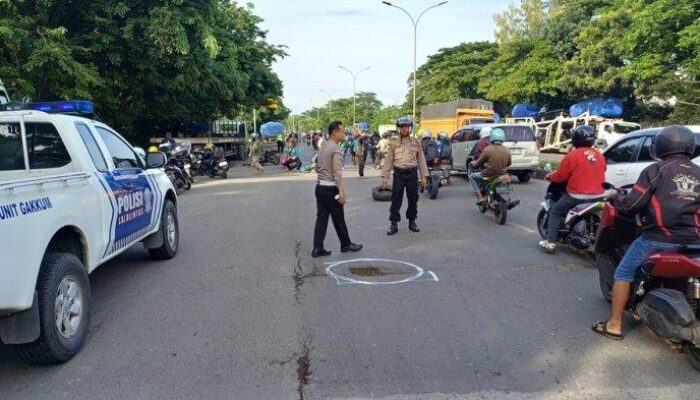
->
[451,123,540,183]
[603,126,700,188]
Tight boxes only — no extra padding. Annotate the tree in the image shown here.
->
[405,42,498,112]
[0,0,286,143]
[493,0,554,44]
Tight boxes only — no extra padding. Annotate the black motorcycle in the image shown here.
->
[192,147,229,179]
[425,158,451,199]
[536,182,613,259]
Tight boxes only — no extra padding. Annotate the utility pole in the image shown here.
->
[338,66,371,129]
[382,1,448,122]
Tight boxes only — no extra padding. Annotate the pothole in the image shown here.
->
[326,258,438,285]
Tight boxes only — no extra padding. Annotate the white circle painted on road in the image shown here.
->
[325,258,430,286]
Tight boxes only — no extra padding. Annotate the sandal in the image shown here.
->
[591,321,624,340]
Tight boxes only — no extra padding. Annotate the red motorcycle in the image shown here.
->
[595,202,700,371]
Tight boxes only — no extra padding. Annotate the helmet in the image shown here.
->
[571,125,595,148]
[396,116,413,128]
[421,130,432,140]
[438,131,449,141]
[148,145,159,153]
[480,129,490,139]
[490,128,506,144]
[651,125,695,159]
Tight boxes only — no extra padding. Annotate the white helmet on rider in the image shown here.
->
[437,131,449,141]
[480,128,491,139]
[421,129,432,140]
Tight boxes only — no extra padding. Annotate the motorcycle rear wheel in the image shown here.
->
[429,176,440,199]
[495,201,508,225]
[595,254,616,303]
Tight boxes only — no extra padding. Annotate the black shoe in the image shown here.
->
[387,222,398,236]
[311,248,332,258]
[341,243,363,253]
[408,220,420,232]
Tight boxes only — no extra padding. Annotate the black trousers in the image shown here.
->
[390,167,419,222]
[313,185,351,249]
[358,151,367,177]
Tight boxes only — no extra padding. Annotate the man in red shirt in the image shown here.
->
[540,125,607,253]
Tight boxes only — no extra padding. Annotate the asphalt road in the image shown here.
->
[1,147,699,399]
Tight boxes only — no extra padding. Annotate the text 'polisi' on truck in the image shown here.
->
[0,100,180,365]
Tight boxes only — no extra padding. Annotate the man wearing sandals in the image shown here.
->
[592,126,700,340]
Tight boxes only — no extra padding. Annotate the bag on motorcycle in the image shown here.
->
[439,143,452,161]
[424,140,439,161]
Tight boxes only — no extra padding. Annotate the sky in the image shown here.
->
[251,0,517,114]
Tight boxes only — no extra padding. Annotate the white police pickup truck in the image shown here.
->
[0,101,179,364]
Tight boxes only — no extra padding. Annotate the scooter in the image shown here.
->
[537,182,614,259]
[426,159,451,200]
[595,202,700,372]
[477,174,519,225]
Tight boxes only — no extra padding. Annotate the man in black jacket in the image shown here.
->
[592,126,700,340]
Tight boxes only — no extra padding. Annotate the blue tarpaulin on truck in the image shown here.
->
[569,98,623,118]
[260,122,285,138]
[511,104,540,120]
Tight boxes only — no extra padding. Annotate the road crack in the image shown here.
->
[296,335,312,400]
[292,241,326,304]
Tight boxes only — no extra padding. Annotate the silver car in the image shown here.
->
[451,123,540,183]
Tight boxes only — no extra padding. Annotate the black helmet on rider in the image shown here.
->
[651,125,695,160]
[571,125,595,148]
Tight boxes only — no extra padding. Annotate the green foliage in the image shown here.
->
[0,0,286,143]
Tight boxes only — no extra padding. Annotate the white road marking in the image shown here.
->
[511,223,538,234]
[324,258,438,286]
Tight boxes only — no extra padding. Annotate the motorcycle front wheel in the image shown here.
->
[429,176,440,199]
[536,209,548,239]
[495,200,508,225]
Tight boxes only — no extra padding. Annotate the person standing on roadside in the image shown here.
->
[248,133,264,174]
[312,120,363,257]
[357,130,368,177]
[381,117,429,235]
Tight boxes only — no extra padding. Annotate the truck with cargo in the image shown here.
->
[420,99,495,137]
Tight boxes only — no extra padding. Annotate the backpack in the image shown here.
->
[423,139,439,160]
[438,140,452,160]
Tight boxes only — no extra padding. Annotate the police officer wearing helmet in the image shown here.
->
[593,126,700,340]
[541,125,606,253]
[382,117,429,235]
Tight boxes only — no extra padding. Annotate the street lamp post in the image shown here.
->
[338,66,371,129]
[382,1,448,123]
[320,89,340,113]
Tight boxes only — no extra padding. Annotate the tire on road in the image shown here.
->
[372,185,392,202]
[15,253,91,365]
[429,176,440,199]
[495,200,508,225]
[596,254,616,303]
[149,200,179,260]
[536,208,548,239]
[517,172,532,183]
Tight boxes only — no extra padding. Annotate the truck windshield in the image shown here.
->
[614,123,640,134]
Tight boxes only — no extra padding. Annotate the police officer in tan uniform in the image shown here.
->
[381,117,429,235]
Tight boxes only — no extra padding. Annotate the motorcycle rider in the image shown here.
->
[470,128,491,161]
[469,128,511,205]
[539,125,606,253]
[382,116,429,235]
[592,125,700,340]
[436,131,452,165]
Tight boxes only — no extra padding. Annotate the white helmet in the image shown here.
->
[421,129,432,139]
[479,128,491,139]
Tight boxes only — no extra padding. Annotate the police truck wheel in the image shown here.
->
[16,253,90,365]
[372,186,392,202]
[149,200,179,260]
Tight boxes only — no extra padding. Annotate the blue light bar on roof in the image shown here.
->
[25,100,94,115]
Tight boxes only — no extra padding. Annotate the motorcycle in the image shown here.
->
[595,202,700,372]
[477,174,519,225]
[426,159,451,200]
[170,144,193,189]
[536,182,615,259]
[192,147,229,179]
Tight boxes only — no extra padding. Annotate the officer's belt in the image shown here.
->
[318,180,337,187]
[394,167,417,174]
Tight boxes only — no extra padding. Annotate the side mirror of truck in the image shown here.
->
[146,152,167,169]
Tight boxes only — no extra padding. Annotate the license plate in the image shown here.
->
[218,161,228,167]
[510,148,523,155]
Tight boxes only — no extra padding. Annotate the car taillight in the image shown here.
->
[600,203,617,227]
